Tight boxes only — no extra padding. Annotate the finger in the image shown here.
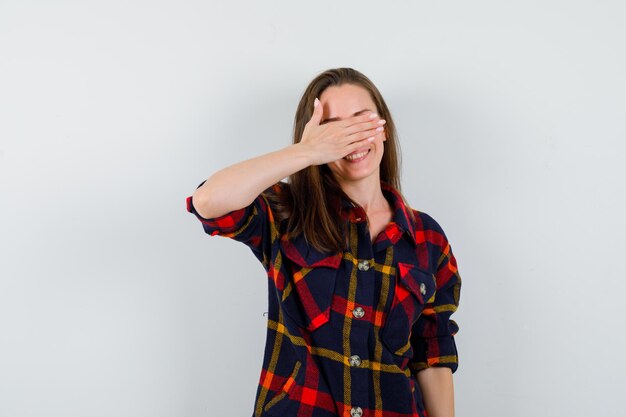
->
[345,128,380,145]
[350,136,376,149]
[325,110,376,129]
[340,110,380,128]
[308,97,323,126]
[342,122,385,143]
[344,118,386,136]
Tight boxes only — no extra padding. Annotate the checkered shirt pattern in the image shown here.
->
[186,179,461,417]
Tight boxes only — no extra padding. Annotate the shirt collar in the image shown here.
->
[336,180,417,247]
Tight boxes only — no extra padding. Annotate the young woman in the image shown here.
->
[186,67,461,417]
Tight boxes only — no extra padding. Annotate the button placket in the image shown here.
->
[348,247,374,417]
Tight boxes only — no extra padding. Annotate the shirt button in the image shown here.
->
[351,406,363,417]
[419,282,427,295]
[349,355,362,367]
[352,306,365,319]
[357,260,370,271]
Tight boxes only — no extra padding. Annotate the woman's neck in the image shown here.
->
[338,176,389,214]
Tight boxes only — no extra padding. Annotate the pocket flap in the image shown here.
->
[396,262,436,304]
[278,233,342,331]
[279,233,343,268]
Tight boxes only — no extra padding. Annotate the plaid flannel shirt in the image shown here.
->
[186,179,461,417]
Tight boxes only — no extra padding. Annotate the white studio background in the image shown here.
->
[1,1,624,416]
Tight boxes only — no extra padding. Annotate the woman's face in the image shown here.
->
[319,83,386,184]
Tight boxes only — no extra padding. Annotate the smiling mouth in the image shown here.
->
[344,149,371,162]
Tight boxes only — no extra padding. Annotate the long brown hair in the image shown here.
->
[270,67,415,253]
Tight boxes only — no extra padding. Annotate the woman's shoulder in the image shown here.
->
[260,180,293,227]
[409,207,451,243]
[262,180,291,197]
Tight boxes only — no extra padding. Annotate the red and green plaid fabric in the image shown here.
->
[186,179,461,417]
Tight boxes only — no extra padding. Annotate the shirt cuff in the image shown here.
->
[186,194,254,236]
[410,334,459,374]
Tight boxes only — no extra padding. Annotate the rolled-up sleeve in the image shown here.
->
[409,231,462,374]
[186,180,283,267]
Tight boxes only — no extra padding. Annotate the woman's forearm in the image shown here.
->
[192,142,312,219]
[416,367,455,417]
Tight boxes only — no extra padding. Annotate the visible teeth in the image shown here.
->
[345,150,369,160]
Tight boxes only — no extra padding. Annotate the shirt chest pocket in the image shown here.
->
[278,233,343,332]
[381,262,437,357]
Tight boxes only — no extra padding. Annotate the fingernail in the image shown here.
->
[368,136,375,141]
[369,113,378,119]
[378,119,386,125]
[314,98,319,108]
